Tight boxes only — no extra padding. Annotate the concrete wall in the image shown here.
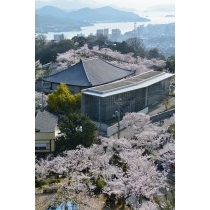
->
[93,107,149,137]
[107,121,126,137]
[139,107,148,114]
[150,109,175,123]
[35,132,55,140]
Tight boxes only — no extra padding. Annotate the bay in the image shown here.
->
[36,15,175,40]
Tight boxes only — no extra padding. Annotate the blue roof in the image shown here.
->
[56,203,65,210]
[47,201,78,210]
[66,201,78,210]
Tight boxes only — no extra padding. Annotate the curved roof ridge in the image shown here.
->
[80,59,92,86]
[99,57,135,73]
[43,62,78,79]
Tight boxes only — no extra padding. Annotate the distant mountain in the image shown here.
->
[67,6,150,23]
[35,0,103,10]
[35,5,150,33]
[35,6,92,33]
[35,5,67,17]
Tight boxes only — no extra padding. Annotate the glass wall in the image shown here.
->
[83,88,146,125]
[82,94,99,122]
[147,79,170,107]
[82,78,171,125]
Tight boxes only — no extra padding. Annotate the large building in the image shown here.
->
[96,28,109,37]
[81,71,174,136]
[53,34,64,42]
[43,58,135,94]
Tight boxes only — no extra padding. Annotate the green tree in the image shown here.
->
[147,48,165,60]
[47,83,81,114]
[35,41,58,64]
[111,41,133,54]
[126,37,146,57]
[55,39,75,53]
[167,124,175,138]
[162,98,170,111]
[35,34,47,50]
[35,39,74,64]
[56,113,97,152]
[165,55,175,73]
[72,36,88,47]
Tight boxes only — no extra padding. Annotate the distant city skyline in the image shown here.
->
[35,0,175,14]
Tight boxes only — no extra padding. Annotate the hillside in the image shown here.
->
[35,6,150,33]
[67,6,150,22]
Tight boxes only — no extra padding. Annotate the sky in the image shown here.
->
[35,0,175,14]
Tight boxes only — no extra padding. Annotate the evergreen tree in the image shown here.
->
[56,113,97,152]
[47,83,81,114]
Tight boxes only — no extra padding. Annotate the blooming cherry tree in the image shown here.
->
[35,112,174,209]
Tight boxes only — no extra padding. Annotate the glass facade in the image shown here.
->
[82,78,171,125]
[147,79,170,107]
[83,88,146,125]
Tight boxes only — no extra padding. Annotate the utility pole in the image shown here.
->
[41,76,44,111]
[74,42,79,64]
[114,98,123,139]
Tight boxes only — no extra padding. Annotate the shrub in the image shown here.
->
[96,176,106,190]
[167,124,175,138]
[35,179,48,188]
[49,178,61,184]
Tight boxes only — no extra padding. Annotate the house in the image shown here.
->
[81,70,174,137]
[43,57,135,94]
[35,110,59,157]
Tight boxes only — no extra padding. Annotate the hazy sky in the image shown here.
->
[35,0,175,13]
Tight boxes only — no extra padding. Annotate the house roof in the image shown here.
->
[43,58,134,87]
[35,110,58,133]
[82,71,175,97]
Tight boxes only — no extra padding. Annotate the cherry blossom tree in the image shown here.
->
[36,137,169,208]
[52,44,165,77]
[35,91,47,108]
[56,49,75,65]
[75,44,94,57]
[35,112,175,209]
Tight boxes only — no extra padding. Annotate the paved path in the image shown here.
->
[148,96,175,116]
[148,96,175,130]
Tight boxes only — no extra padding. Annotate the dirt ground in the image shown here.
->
[35,179,107,210]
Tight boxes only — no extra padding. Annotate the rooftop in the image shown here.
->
[82,71,174,97]
[35,110,58,133]
[43,57,134,87]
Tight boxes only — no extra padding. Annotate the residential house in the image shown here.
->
[35,110,59,157]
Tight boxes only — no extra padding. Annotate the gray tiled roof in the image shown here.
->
[35,110,58,133]
[43,58,134,87]
[43,61,91,86]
